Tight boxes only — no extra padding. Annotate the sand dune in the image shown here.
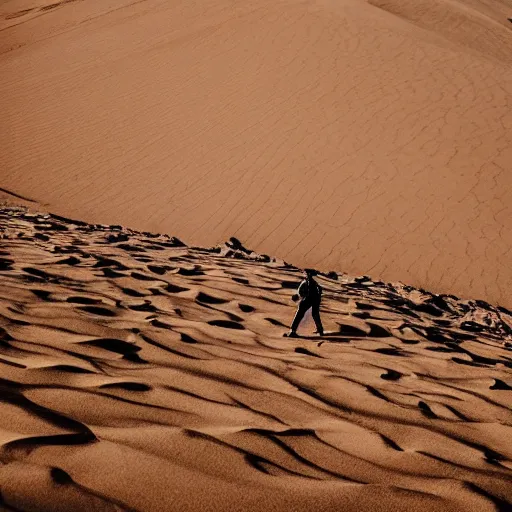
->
[1,0,511,306]
[0,207,511,511]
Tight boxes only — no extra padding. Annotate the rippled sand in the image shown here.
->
[0,207,510,511]
[1,0,512,306]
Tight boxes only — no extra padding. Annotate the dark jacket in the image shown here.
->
[298,277,322,302]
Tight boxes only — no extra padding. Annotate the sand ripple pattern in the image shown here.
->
[1,0,511,306]
[0,208,511,511]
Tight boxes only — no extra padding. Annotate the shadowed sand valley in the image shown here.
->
[1,0,512,306]
[0,207,511,511]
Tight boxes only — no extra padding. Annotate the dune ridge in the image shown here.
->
[1,0,512,307]
[0,206,511,511]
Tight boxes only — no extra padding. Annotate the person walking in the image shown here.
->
[285,269,324,337]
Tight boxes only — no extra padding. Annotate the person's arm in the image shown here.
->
[298,280,308,298]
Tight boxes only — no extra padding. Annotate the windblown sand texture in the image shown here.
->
[0,208,511,511]
[1,0,512,306]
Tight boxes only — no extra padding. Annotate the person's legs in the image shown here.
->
[311,301,324,335]
[290,300,310,335]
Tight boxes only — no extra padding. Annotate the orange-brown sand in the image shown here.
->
[1,0,512,306]
[0,207,510,511]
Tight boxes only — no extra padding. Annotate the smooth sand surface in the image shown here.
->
[0,207,511,511]
[1,0,511,306]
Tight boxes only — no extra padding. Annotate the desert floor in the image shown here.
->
[1,0,512,306]
[0,207,510,511]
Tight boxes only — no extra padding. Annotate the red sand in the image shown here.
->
[0,207,511,511]
[1,0,511,306]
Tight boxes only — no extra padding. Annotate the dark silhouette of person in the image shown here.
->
[286,269,324,337]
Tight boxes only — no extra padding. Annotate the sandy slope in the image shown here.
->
[0,207,511,511]
[1,0,512,307]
